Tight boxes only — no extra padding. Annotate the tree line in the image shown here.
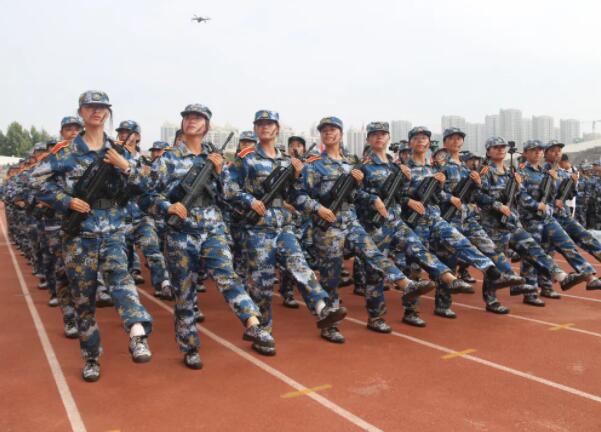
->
[0,122,51,157]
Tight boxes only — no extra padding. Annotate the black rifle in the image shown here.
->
[314,160,362,230]
[500,141,518,225]
[245,143,316,224]
[62,138,126,237]
[167,132,234,228]
[441,164,486,222]
[537,163,556,216]
[370,163,405,226]
[556,176,576,203]
[405,176,440,225]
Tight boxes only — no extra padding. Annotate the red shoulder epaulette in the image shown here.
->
[306,155,321,163]
[50,140,70,154]
[237,146,256,158]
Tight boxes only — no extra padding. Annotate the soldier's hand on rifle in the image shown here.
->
[469,171,481,186]
[499,205,511,217]
[400,164,411,180]
[549,169,558,180]
[207,153,224,174]
[572,173,579,182]
[434,172,446,184]
[317,206,336,223]
[250,199,266,216]
[14,200,26,209]
[351,169,364,184]
[555,199,564,210]
[168,202,188,220]
[36,201,51,208]
[450,196,462,209]
[373,198,389,219]
[538,202,547,213]
[69,198,91,214]
[290,158,303,178]
[514,173,523,184]
[104,148,130,172]
[408,199,425,215]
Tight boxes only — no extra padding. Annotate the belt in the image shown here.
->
[91,198,116,210]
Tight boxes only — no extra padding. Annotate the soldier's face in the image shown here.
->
[288,140,305,157]
[409,134,429,154]
[545,146,562,163]
[182,114,208,137]
[320,126,342,147]
[79,105,109,127]
[367,131,389,151]
[525,148,543,164]
[61,125,81,140]
[444,135,464,153]
[254,120,279,142]
[400,150,411,162]
[150,149,164,160]
[486,145,506,162]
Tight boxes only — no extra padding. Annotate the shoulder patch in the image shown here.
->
[306,155,321,164]
[237,146,256,158]
[50,140,70,154]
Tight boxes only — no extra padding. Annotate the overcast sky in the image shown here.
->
[1,0,600,146]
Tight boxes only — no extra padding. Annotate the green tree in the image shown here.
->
[0,130,8,156]
[4,122,29,157]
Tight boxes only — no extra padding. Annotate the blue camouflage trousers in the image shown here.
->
[521,217,594,288]
[411,217,494,309]
[63,231,153,360]
[314,219,407,319]
[165,227,260,353]
[245,226,328,331]
[128,217,169,288]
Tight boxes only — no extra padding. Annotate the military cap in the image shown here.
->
[180,103,213,120]
[523,139,545,151]
[287,135,306,146]
[398,140,410,152]
[443,127,466,141]
[366,121,390,135]
[317,116,343,132]
[408,126,432,140]
[32,142,48,152]
[149,141,169,151]
[239,131,258,143]
[485,137,507,149]
[78,90,111,107]
[544,139,565,151]
[116,120,141,134]
[254,110,279,124]
[60,116,84,129]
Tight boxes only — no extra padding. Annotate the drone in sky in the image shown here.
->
[191,15,211,23]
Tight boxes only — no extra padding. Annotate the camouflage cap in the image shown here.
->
[443,127,466,141]
[239,130,258,143]
[32,142,48,152]
[523,139,545,151]
[460,151,481,162]
[46,138,58,150]
[180,103,213,120]
[116,120,141,134]
[78,90,111,107]
[287,135,306,146]
[398,140,410,152]
[149,140,169,151]
[408,126,432,140]
[366,121,390,135]
[60,116,84,129]
[544,139,565,151]
[485,136,507,149]
[253,110,279,124]
[317,116,343,132]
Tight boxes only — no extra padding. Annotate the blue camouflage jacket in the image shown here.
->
[400,158,444,224]
[518,161,555,224]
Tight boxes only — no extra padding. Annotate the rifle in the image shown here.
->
[537,162,557,216]
[244,143,316,224]
[556,176,576,203]
[370,163,405,226]
[405,176,440,225]
[442,163,487,221]
[166,132,234,228]
[314,160,362,230]
[500,141,518,225]
[62,138,126,237]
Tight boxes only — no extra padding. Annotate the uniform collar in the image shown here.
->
[524,161,542,172]
[256,143,284,161]
[74,134,112,154]
[176,141,205,158]
[366,150,390,165]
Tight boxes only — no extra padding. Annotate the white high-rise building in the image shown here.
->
[278,125,295,151]
[532,115,554,142]
[553,127,561,141]
[390,120,412,142]
[499,109,522,143]
[465,123,486,154]
[485,114,499,139]
[521,118,533,142]
[441,115,467,132]
[346,127,366,156]
[560,119,581,144]
[205,125,239,153]
[160,121,178,145]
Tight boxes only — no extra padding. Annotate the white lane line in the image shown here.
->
[420,295,601,339]
[273,294,601,405]
[0,219,87,432]
[138,289,382,432]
